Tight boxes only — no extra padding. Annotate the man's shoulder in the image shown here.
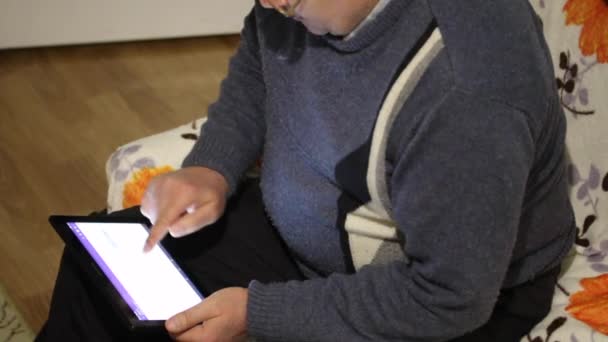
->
[429,0,555,113]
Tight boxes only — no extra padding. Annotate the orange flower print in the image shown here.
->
[566,273,608,334]
[122,166,174,208]
[564,0,608,63]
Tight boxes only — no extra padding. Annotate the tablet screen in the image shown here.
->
[67,221,203,320]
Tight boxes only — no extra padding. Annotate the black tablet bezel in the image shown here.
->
[49,215,204,332]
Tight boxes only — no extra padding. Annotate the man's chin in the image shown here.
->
[303,23,328,36]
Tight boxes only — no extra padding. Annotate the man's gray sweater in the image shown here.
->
[183,0,576,340]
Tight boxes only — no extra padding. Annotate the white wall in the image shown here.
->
[0,0,252,49]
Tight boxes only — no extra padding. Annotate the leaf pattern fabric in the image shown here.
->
[567,274,608,335]
[122,165,173,209]
[104,118,205,212]
[525,0,608,339]
[563,0,608,63]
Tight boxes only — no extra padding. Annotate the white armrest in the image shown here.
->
[105,118,206,213]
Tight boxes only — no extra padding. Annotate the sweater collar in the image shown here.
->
[322,0,414,52]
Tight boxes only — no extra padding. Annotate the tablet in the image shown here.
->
[49,215,204,331]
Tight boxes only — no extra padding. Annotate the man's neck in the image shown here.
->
[344,0,392,40]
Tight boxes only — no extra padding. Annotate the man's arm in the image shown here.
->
[142,6,267,249]
[246,89,535,341]
[183,6,267,195]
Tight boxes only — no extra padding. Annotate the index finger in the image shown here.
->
[143,217,171,252]
[143,204,184,252]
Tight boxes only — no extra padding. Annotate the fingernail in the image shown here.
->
[166,317,176,331]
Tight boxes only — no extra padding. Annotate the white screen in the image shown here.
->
[71,221,203,320]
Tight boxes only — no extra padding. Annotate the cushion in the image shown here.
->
[525,0,608,339]
[105,118,206,213]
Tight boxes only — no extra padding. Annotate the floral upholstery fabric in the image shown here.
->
[106,118,205,212]
[106,0,608,339]
[524,0,608,340]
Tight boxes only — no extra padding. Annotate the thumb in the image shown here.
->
[166,301,218,334]
[166,309,192,334]
[168,203,223,238]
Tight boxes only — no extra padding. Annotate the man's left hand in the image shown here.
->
[166,287,248,342]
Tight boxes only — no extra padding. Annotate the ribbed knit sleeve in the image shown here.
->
[182,7,266,195]
[247,90,542,341]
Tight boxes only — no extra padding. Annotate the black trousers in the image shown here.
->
[37,179,559,341]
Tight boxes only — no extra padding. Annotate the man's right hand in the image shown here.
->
[140,166,229,252]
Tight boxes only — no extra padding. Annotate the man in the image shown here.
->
[39,0,575,341]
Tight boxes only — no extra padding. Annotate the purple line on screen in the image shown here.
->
[68,222,147,320]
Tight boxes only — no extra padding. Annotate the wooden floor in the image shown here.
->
[0,35,239,333]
